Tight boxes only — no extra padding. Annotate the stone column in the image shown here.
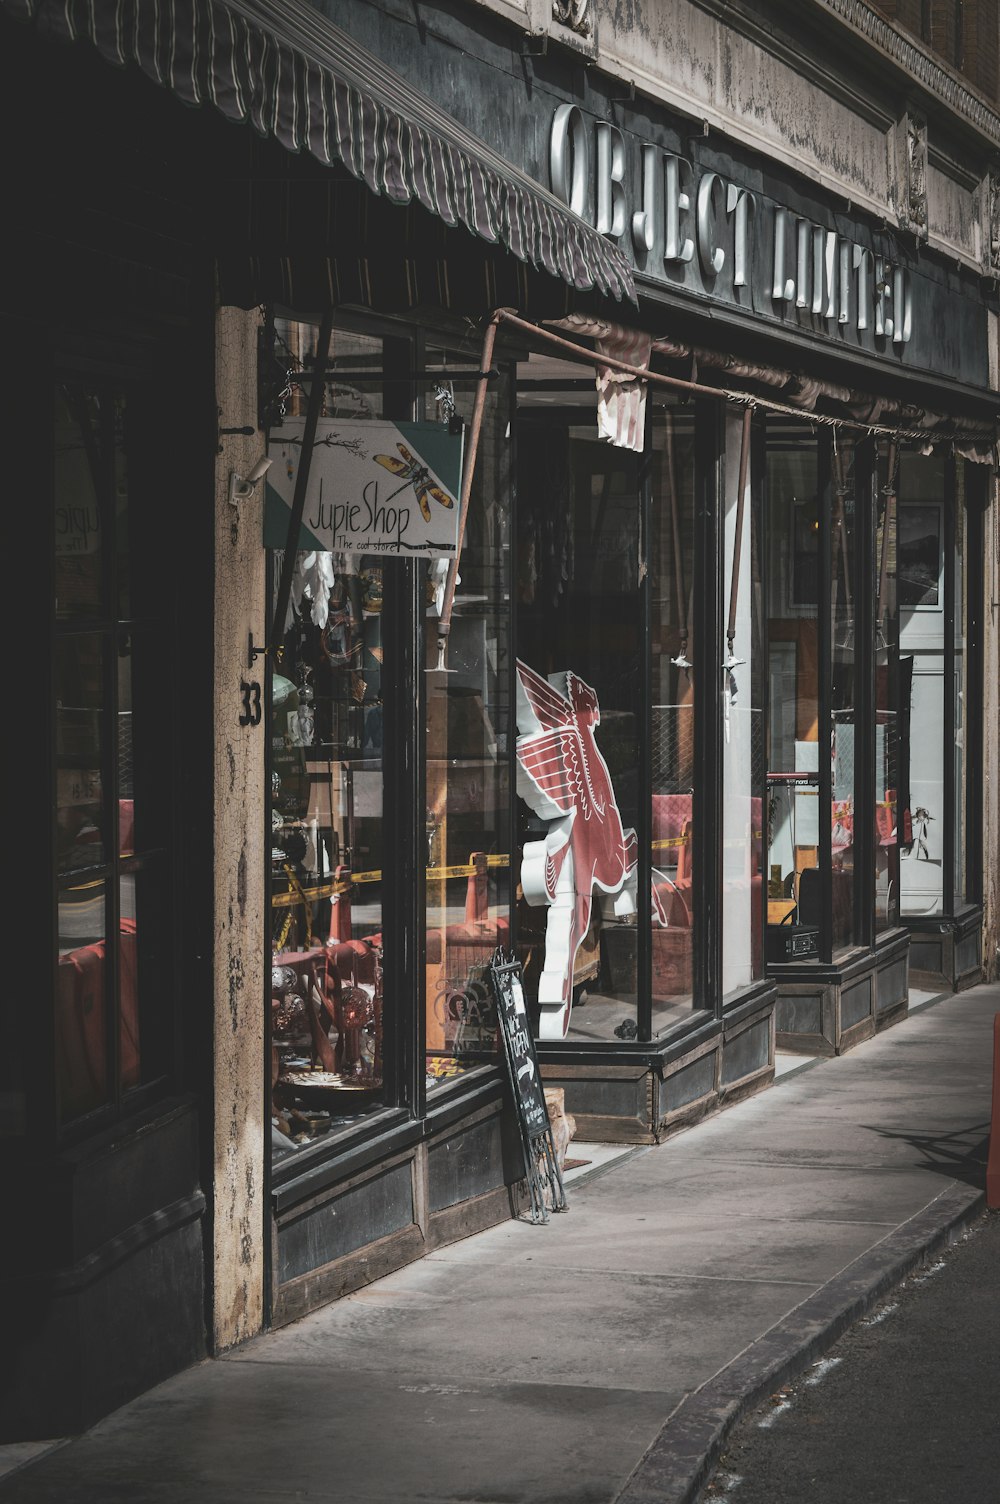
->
[212,305,267,1349]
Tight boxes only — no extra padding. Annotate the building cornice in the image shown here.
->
[807,0,1000,150]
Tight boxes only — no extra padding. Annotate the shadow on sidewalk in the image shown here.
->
[863,1121,989,1188]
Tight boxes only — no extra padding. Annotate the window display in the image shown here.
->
[268,553,387,1154]
[765,422,822,961]
[899,455,946,917]
[516,358,641,1041]
[423,350,508,1086]
[829,435,860,954]
[266,317,504,1155]
[267,320,393,1156]
[875,442,903,934]
[721,410,765,996]
[953,469,968,906]
[649,402,705,1028]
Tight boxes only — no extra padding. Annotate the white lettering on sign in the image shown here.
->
[550,114,914,346]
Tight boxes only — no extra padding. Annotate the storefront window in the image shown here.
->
[875,443,902,933]
[829,436,860,953]
[765,422,821,961]
[721,410,765,996]
[53,383,169,1126]
[650,402,703,1026]
[424,350,508,1088]
[953,468,968,905]
[515,357,641,1042]
[899,454,946,917]
[267,320,394,1156]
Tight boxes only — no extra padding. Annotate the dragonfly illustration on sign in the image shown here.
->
[374,443,456,522]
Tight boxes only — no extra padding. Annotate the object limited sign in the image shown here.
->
[549,107,915,350]
[265,419,464,558]
[492,960,550,1141]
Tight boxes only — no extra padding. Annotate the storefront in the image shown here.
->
[254,0,996,1321]
[5,0,997,1435]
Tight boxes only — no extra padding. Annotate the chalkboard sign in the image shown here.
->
[489,950,567,1223]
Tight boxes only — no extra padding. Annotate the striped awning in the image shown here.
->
[2,0,635,305]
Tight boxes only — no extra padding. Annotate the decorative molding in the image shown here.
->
[552,0,591,37]
[986,171,1000,277]
[893,112,928,237]
[815,0,1000,148]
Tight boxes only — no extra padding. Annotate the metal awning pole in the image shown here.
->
[271,307,335,653]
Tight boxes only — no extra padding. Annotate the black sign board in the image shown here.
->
[489,950,567,1223]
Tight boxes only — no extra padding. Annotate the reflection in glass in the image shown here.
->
[875,444,901,933]
[54,385,104,619]
[118,863,143,1092]
[516,359,640,1041]
[953,471,967,904]
[55,633,105,874]
[56,880,110,1118]
[829,437,858,953]
[269,553,386,1156]
[424,357,507,1087]
[899,456,945,917]
[267,318,396,1157]
[765,423,820,960]
[650,403,703,1028]
[721,411,765,996]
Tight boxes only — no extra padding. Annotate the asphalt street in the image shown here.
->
[701,1211,1000,1504]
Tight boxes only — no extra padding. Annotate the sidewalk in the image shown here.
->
[2,983,995,1504]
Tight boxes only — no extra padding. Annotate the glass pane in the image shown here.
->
[650,402,704,1029]
[721,411,765,996]
[515,357,640,1042]
[899,455,945,917]
[424,357,508,1088]
[56,878,110,1119]
[765,422,821,961]
[273,318,390,420]
[54,384,104,619]
[270,553,386,1156]
[114,394,131,620]
[953,470,968,904]
[267,316,408,1159]
[55,633,105,874]
[875,444,901,933]
[830,437,859,953]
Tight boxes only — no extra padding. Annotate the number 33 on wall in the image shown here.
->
[239,679,262,727]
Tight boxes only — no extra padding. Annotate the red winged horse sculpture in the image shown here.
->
[515,662,640,1038]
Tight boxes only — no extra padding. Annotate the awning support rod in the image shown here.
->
[494,309,995,449]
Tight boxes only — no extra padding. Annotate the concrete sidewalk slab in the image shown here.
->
[1,983,995,1504]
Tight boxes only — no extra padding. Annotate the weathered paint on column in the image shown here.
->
[213,305,266,1350]
[983,311,1000,981]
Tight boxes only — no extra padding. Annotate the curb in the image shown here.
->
[613,1181,986,1504]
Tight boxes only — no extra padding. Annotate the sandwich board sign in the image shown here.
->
[489,949,567,1223]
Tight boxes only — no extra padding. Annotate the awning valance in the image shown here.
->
[2,0,635,305]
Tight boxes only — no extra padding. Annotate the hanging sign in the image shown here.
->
[489,950,567,1224]
[265,419,464,559]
